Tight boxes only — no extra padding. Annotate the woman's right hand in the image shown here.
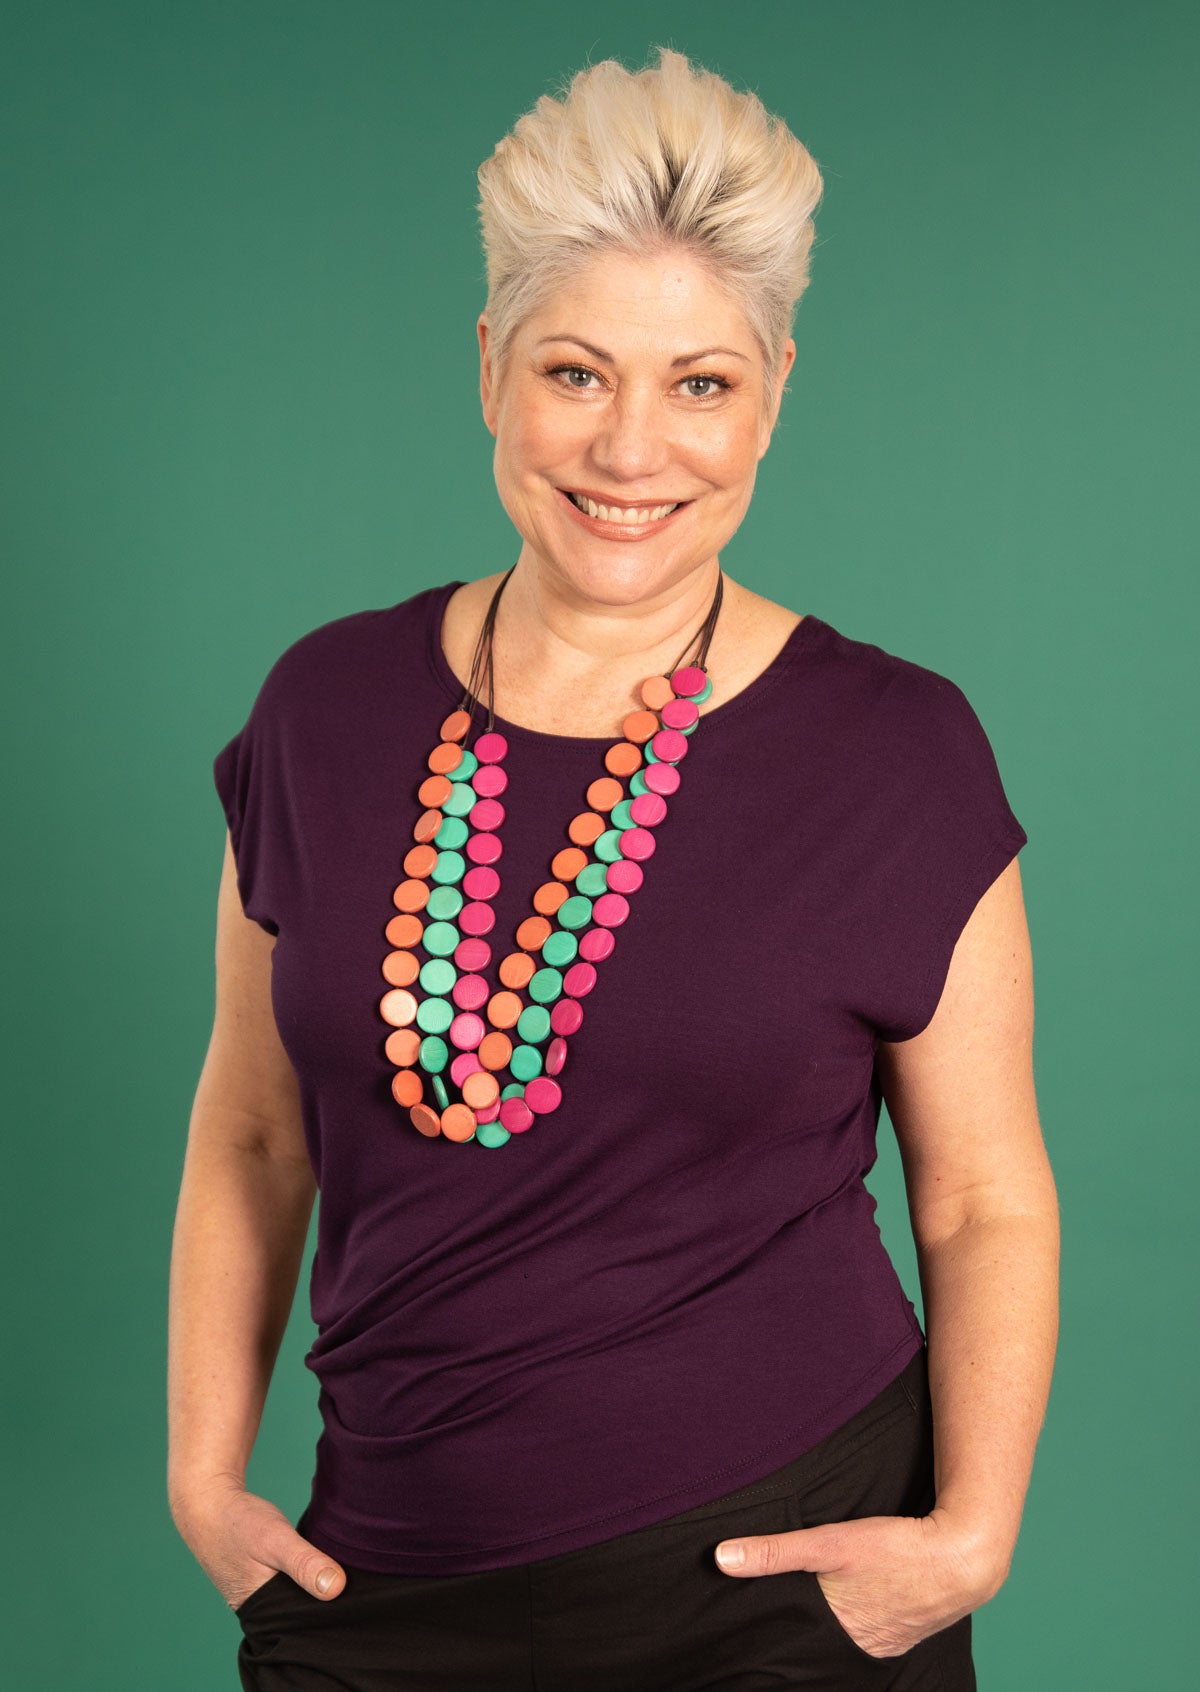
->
[171,1477,347,1612]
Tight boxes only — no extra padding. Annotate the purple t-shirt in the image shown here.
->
[212,577,1027,1576]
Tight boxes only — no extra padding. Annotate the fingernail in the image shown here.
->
[716,1541,745,1569]
[316,1568,336,1593]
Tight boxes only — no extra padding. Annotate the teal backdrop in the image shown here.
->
[3,2,1194,1686]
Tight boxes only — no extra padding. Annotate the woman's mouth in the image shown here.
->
[556,486,690,536]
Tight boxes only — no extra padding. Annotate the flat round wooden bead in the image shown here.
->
[441,1103,478,1142]
[650,727,688,763]
[469,797,505,831]
[393,878,430,913]
[434,816,468,850]
[478,1031,513,1070]
[462,1070,501,1110]
[452,972,489,1011]
[630,791,668,826]
[413,809,442,843]
[391,1069,424,1107]
[428,741,464,774]
[586,776,624,812]
[441,708,472,742]
[426,885,463,920]
[416,996,454,1034]
[487,990,523,1029]
[550,998,584,1035]
[610,798,635,830]
[622,708,660,743]
[418,774,452,808]
[450,1051,483,1087]
[641,673,674,709]
[579,926,615,963]
[466,832,502,866]
[691,674,713,703]
[644,762,680,795]
[593,892,630,928]
[403,843,438,880]
[473,1094,502,1124]
[606,858,643,895]
[499,949,536,989]
[516,914,552,950]
[459,901,495,936]
[670,664,707,698]
[380,988,418,1027]
[419,1034,449,1072]
[516,1004,551,1044]
[455,936,491,971]
[456,749,479,780]
[409,1103,442,1137]
[661,696,700,730]
[499,1095,534,1133]
[476,1118,511,1147]
[529,967,563,1004]
[534,880,570,916]
[544,1036,568,1076]
[383,950,420,987]
[551,845,588,883]
[386,912,423,949]
[575,862,608,897]
[542,930,578,967]
[605,741,642,778]
[418,958,456,995]
[473,731,508,763]
[620,826,656,861]
[594,829,625,863]
[449,1011,485,1050]
[563,961,597,997]
[442,782,477,817]
[385,1027,421,1066]
[568,811,606,847]
[556,894,593,930]
[431,850,466,884]
[510,1043,543,1081]
[463,864,500,900]
[431,1074,450,1109]
[525,1076,562,1115]
[422,920,460,957]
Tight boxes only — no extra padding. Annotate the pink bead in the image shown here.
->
[671,665,706,698]
[563,961,597,998]
[650,727,688,763]
[450,1051,483,1086]
[550,998,584,1035]
[466,831,502,864]
[620,826,656,861]
[453,973,490,1011]
[469,797,505,831]
[644,762,680,796]
[458,900,495,936]
[661,696,699,730]
[629,791,667,827]
[499,1095,534,1133]
[578,927,615,963]
[474,732,508,763]
[471,764,507,797]
[606,858,643,895]
[545,1036,567,1076]
[463,864,500,900]
[474,1095,502,1123]
[593,892,629,928]
[524,1076,562,1115]
[449,1012,485,1051]
[455,937,491,972]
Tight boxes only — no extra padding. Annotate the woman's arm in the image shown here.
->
[876,853,1060,1593]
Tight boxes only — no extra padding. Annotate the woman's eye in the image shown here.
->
[682,375,728,399]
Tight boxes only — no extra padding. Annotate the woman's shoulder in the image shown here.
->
[247,582,443,700]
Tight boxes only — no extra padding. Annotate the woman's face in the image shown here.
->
[477,247,795,610]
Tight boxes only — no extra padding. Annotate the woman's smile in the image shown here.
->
[554,484,691,538]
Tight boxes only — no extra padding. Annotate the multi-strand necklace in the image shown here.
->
[378,565,724,1148]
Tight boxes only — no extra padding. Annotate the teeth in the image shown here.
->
[569,492,680,524]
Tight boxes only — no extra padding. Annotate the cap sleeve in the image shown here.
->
[867,666,1028,1043]
[212,656,292,937]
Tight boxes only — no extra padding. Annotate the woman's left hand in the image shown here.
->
[714,1509,1001,1659]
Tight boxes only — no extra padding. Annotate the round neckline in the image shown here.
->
[424,577,819,749]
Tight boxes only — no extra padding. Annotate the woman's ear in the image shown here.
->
[758,337,796,458]
[478,314,498,438]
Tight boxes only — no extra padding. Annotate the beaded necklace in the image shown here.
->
[379,565,724,1148]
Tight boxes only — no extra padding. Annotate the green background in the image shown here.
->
[4,2,1194,1685]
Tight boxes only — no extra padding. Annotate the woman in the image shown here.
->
[169,46,1059,1691]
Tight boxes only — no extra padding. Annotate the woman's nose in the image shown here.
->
[588,390,672,481]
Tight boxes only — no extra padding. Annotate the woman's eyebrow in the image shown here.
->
[535,334,750,365]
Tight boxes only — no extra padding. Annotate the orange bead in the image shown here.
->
[487,990,524,1029]
[568,811,605,847]
[441,1103,478,1142]
[499,950,535,989]
[622,709,660,743]
[550,846,588,882]
[605,741,642,777]
[382,949,420,987]
[413,808,442,843]
[385,912,423,947]
[380,988,418,1028]
[428,741,463,775]
[391,1069,424,1107]
[441,708,472,742]
[462,1070,500,1109]
[477,1031,513,1070]
[385,1027,421,1066]
[409,1103,442,1137]
[404,843,438,879]
[533,880,569,916]
[418,774,451,808]
[516,915,551,951]
[586,776,624,813]
[641,674,674,709]
[393,878,429,913]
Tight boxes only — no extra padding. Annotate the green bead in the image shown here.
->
[434,815,468,849]
[455,749,479,780]
[510,1043,543,1081]
[422,920,460,957]
[425,885,462,920]
[419,1035,448,1072]
[575,862,608,897]
[431,1073,450,1109]
[431,850,465,884]
[419,958,457,995]
[417,996,454,1034]
[692,675,713,703]
[500,1082,525,1100]
[681,720,697,735]
[476,1119,510,1147]
[594,830,624,863]
[611,798,635,830]
[442,782,476,818]
[516,1005,551,1044]
[528,967,563,1004]
[542,929,578,967]
[630,769,649,796]
[644,742,661,763]
[557,893,593,929]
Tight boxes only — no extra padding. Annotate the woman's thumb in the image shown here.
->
[289,1536,346,1600]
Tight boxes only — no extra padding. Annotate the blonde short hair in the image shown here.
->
[476,46,824,405]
